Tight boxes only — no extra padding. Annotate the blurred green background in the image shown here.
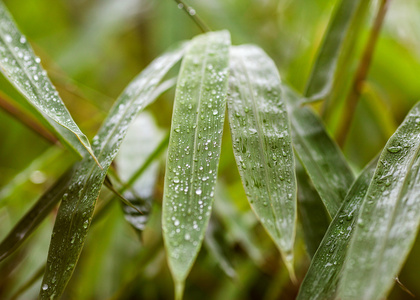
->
[0,0,420,299]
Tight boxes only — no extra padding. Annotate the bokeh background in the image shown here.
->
[0,0,419,299]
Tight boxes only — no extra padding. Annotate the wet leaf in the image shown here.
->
[338,102,420,300]
[227,45,296,272]
[39,42,187,300]
[162,30,230,299]
[304,0,370,102]
[297,158,377,300]
[283,85,354,217]
[296,161,330,259]
[0,2,98,161]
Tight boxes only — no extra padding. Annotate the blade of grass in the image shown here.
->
[227,45,296,276]
[304,0,370,102]
[297,157,377,300]
[338,102,420,300]
[162,30,230,300]
[39,42,187,300]
[283,84,354,217]
[0,2,98,163]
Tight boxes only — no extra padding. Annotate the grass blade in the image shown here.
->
[162,30,230,299]
[0,3,99,162]
[227,45,296,273]
[39,42,187,300]
[297,158,377,300]
[304,0,370,102]
[338,102,420,300]
[0,168,74,262]
[283,85,354,217]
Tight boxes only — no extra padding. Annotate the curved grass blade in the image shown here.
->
[296,160,330,259]
[227,45,296,273]
[338,102,420,300]
[0,2,97,162]
[39,42,187,300]
[304,0,371,102]
[283,85,354,217]
[297,158,377,300]
[162,30,230,299]
[0,168,74,262]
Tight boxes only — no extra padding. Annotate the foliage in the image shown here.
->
[1,0,420,299]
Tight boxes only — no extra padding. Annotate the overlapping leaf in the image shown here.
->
[283,85,354,217]
[304,0,371,101]
[338,102,420,300]
[39,42,187,300]
[162,30,230,299]
[227,45,296,271]
[297,158,377,300]
[0,2,97,161]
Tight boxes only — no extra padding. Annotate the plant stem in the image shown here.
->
[173,0,211,33]
[336,0,391,148]
[0,92,58,145]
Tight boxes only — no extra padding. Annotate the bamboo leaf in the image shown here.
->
[304,0,370,102]
[162,30,230,299]
[296,160,330,259]
[297,158,377,300]
[338,102,420,300]
[283,85,354,217]
[0,2,97,161]
[39,42,187,300]
[227,45,296,272]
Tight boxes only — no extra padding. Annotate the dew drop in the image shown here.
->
[174,219,180,226]
[4,34,12,43]
[173,176,180,183]
[33,75,39,81]
[35,57,41,63]
[212,109,218,115]
[184,233,191,240]
[42,284,48,291]
[20,36,26,43]
[387,146,402,153]
[195,189,202,195]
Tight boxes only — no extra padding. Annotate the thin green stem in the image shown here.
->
[173,0,211,33]
[336,0,391,147]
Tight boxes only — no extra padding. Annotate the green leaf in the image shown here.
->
[39,42,187,300]
[0,2,98,162]
[304,0,370,102]
[296,160,330,259]
[297,158,377,300]
[283,85,354,217]
[0,168,73,262]
[338,102,420,300]
[227,45,296,272]
[162,30,230,299]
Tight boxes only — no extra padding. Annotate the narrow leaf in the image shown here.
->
[297,158,377,300]
[39,42,187,300]
[162,30,230,298]
[0,2,97,161]
[283,85,354,217]
[227,45,296,271]
[0,168,73,262]
[338,102,420,300]
[305,0,370,101]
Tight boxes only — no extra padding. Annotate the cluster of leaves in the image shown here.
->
[0,0,420,299]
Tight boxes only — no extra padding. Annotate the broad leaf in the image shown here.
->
[296,161,330,258]
[39,42,187,300]
[227,45,296,272]
[0,2,97,161]
[304,0,370,102]
[162,30,230,299]
[338,102,420,300]
[283,85,354,217]
[297,158,377,300]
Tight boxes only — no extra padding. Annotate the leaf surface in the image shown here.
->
[297,158,376,300]
[39,42,187,300]
[0,2,97,160]
[227,45,296,270]
[338,102,420,300]
[162,30,230,298]
[283,85,354,217]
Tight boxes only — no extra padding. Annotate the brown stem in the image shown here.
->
[336,0,391,147]
[0,92,58,145]
[173,0,211,33]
